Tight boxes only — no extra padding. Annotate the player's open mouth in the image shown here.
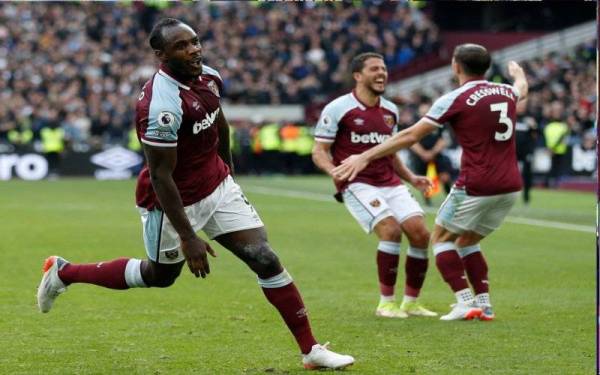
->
[189,57,202,69]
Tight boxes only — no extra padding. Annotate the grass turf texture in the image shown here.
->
[0,176,594,374]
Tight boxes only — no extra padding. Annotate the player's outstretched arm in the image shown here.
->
[332,120,437,181]
[215,108,234,176]
[507,60,528,103]
[144,144,216,278]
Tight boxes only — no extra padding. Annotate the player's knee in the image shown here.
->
[151,275,178,288]
[377,223,403,242]
[141,262,182,288]
[257,244,281,274]
[409,227,430,249]
[456,232,481,248]
[243,242,281,275]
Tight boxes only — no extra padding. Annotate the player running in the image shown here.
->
[37,18,354,370]
[332,44,528,321]
[312,52,437,319]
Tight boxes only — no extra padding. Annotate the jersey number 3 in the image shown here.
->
[490,102,513,141]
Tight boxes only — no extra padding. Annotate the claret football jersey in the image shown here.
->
[423,79,522,196]
[135,64,229,210]
[315,91,402,192]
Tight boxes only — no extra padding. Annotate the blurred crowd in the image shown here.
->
[0,1,439,150]
[0,2,595,184]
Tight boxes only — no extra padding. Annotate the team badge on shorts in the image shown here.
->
[370,199,381,207]
[207,80,220,97]
[383,114,395,128]
[164,250,179,259]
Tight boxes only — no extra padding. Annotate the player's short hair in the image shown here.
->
[453,44,491,76]
[149,18,184,51]
[350,52,385,74]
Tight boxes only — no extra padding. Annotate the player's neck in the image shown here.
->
[160,63,196,83]
[458,74,485,86]
[354,86,380,107]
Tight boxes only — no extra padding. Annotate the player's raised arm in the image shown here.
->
[215,107,234,175]
[507,60,528,103]
[332,120,437,181]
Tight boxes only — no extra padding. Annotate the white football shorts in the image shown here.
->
[435,187,518,236]
[342,182,424,233]
[138,175,264,264]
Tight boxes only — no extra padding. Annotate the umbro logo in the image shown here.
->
[354,118,365,126]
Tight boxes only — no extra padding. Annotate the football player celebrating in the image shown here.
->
[312,52,437,319]
[333,44,528,321]
[37,18,354,370]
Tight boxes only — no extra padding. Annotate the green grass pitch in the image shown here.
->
[0,176,595,374]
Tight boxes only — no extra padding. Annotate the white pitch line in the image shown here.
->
[242,185,595,234]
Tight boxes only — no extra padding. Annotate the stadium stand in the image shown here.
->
[0,1,439,149]
[0,2,595,186]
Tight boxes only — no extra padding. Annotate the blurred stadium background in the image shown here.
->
[0,1,596,192]
[0,2,596,374]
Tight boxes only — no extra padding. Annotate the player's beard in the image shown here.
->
[168,59,201,80]
[368,82,385,96]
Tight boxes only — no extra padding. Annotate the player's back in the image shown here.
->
[425,80,522,196]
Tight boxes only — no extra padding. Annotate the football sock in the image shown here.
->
[377,241,400,298]
[433,242,469,292]
[405,246,428,298]
[458,245,489,295]
[259,270,317,354]
[476,293,491,307]
[455,288,476,304]
[58,258,147,289]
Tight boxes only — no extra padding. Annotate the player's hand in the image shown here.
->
[410,175,433,193]
[332,154,369,182]
[507,61,525,79]
[180,236,217,278]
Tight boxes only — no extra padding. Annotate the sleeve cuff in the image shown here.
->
[314,136,335,143]
[422,117,443,128]
[141,138,178,147]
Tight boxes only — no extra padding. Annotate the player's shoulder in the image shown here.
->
[146,70,185,114]
[379,96,399,116]
[433,80,484,108]
[202,64,222,80]
[323,93,361,115]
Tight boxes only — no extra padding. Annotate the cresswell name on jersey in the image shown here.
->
[466,86,516,106]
